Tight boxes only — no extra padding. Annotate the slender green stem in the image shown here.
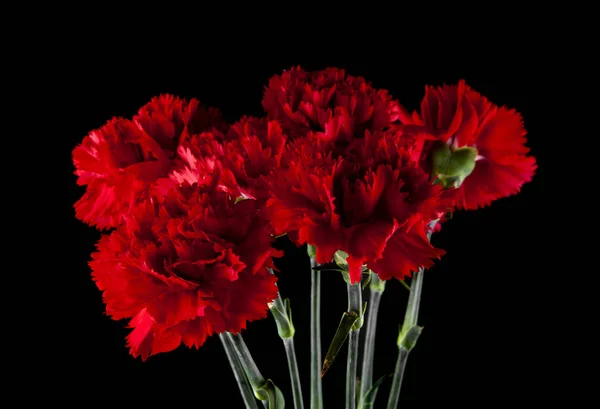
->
[359,274,385,406]
[346,282,363,409]
[386,221,437,409]
[226,332,265,392]
[219,333,260,409]
[226,333,275,408]
[385,348,410,409]
[400,267,425,340]
[347,330,360,409]
[283,337,304,409]
[310,256,323,409]
[385,267,424,409]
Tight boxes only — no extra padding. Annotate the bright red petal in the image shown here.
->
[369,224,445,281]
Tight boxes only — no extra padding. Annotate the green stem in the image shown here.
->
[385,348,410,409]
[386,221,437,409]
[283,337,304,409]
[226,332,266,394]
[219,333,260,409]
[385,267,425,409]
[359,274,385,406]
[226,332,282,408]
[399,267,425,341]
[310,256,323,409]
[346,282,363,409]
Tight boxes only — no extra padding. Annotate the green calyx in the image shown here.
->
[269,297,295,339]
[431,143,478,188]
[369,272,386,293]
[333,251,371,289]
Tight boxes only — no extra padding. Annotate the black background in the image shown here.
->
[54,36,545,408]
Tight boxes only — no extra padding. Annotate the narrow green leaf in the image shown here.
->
[256,379,285,409]
[398,279,411,291]
[321,311,360,378]
[359,375,389,409]
[311,263,342,272]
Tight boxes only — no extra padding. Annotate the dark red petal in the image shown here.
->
[341,165,389,224]
[180,318,211,348]
[298,224,340,265]
[345,221,397,263]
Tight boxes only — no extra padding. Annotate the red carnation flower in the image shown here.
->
[396,80,537,209]
[90,172,279,360]
[267,130,454,283]
[224,116,287,202]
[73,95,227,229]
[262,67,400,149]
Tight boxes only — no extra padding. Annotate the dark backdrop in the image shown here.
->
[57,46,544,408]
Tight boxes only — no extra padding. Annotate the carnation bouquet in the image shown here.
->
[72,67,536,408]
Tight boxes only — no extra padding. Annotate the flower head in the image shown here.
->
[267,129,454,283]
[72,95,226,229]
[262,67,401,149]
[398,80,536,209]
[90,160,279,360]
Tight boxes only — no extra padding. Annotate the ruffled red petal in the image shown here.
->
[368,223,445,281]
[224,117,287,202]
[414,81,536,209]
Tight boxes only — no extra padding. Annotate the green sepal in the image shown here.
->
[369,271,386,292]
[334,250,349,267]
[431,143,478,188]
